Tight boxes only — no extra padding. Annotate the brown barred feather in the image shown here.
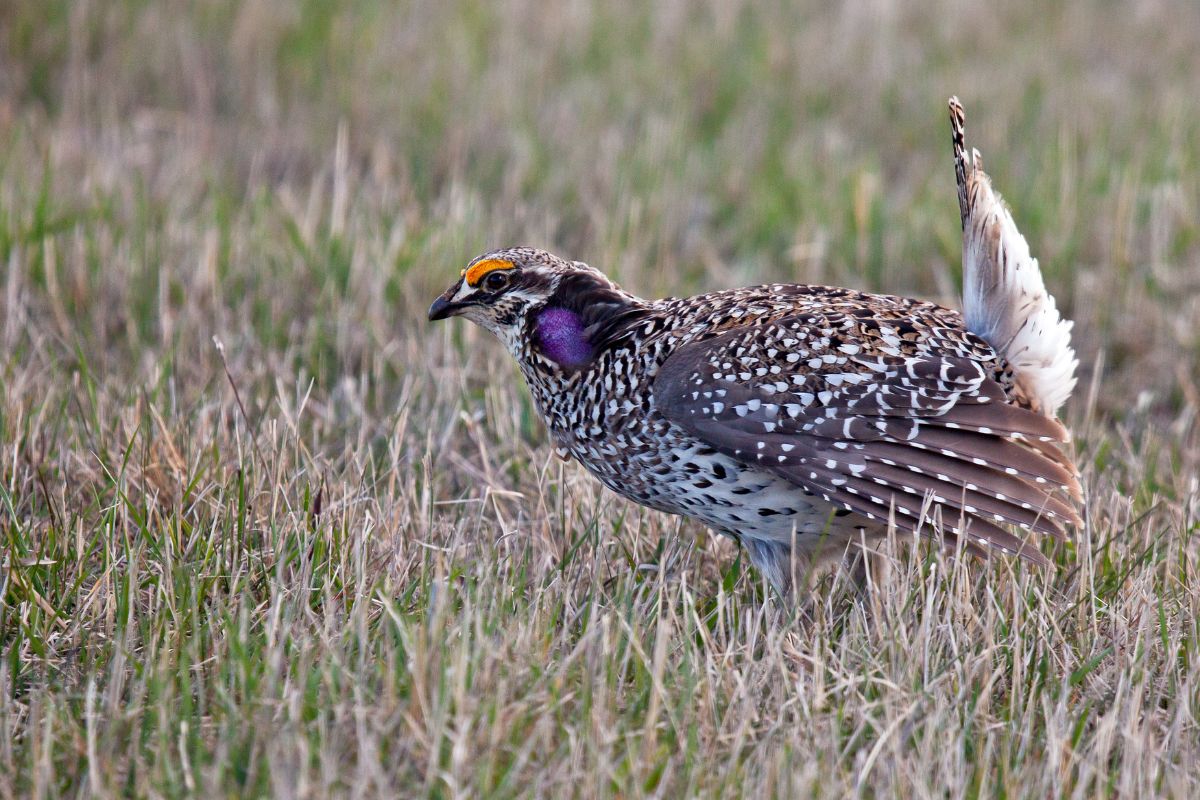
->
[859,443,1081,525]
[655,308,1080,564]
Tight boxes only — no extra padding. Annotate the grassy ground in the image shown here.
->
[2,0,1199,796]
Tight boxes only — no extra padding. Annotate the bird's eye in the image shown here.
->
[484,271,510,291]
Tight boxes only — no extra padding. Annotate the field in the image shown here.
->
[2,1,1199,796]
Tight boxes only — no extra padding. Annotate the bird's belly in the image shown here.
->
[565,434,857,551]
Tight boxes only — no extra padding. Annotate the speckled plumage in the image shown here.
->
[429,99,1082,591]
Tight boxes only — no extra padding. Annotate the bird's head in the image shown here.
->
[428,247,646,368]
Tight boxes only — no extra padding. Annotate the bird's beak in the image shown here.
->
[427,294,456,321]
[428,284,467,321]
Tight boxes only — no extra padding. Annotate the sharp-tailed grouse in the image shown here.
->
[429,98,1081,591]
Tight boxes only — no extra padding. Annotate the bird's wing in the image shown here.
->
[653,312,1081,564]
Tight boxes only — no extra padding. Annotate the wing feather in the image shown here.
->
[655,313,1080,562]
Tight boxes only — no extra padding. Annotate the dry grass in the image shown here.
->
[1,0,1199,796]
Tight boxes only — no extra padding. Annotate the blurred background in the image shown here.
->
[3,1,1200,795]
[3,0,1198,419]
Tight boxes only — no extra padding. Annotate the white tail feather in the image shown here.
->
[949,97,1078,417]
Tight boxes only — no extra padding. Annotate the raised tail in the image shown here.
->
[949,97,1078,417]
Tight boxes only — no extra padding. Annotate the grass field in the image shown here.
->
[2,1,1199,796]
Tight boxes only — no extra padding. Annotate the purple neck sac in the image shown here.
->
[535,307,593,368]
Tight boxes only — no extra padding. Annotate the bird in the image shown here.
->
[428,98,1082,592]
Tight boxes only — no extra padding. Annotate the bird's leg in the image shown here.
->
[740,537,794,597]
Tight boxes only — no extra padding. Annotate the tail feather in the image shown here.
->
[948,97,1078,417]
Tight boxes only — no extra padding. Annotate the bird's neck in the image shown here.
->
[534,307,594,368]
[526,279,651,371]
[517,289,653,444]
